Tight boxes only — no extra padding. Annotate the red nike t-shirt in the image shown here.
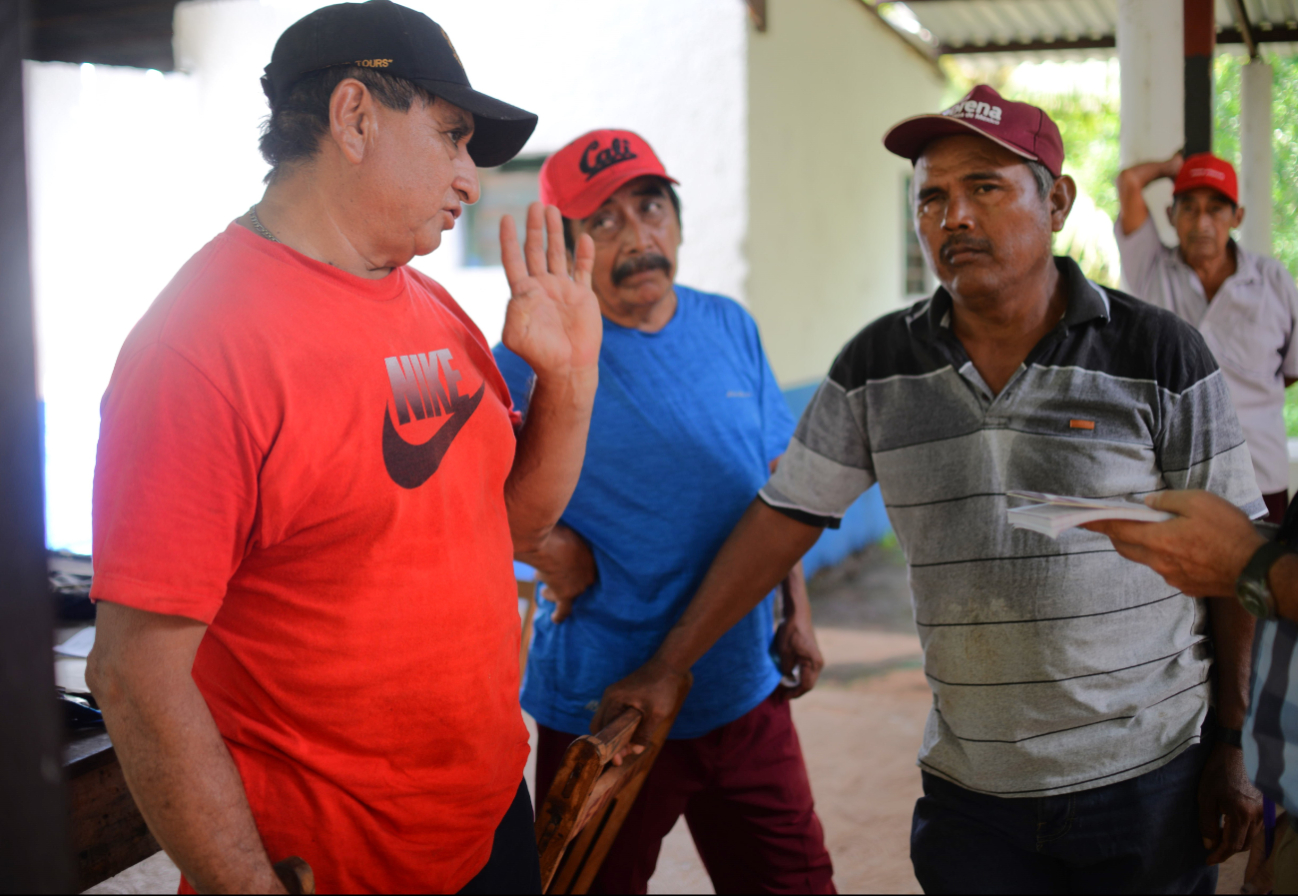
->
[90,223,529,893]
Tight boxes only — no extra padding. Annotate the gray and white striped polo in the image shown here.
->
[763,257,1265,797]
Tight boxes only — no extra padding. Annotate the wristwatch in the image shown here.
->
[1235,540,1290,619]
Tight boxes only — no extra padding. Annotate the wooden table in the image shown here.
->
[64,729,159,892]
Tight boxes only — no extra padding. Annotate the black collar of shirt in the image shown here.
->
[924,256,1108,337]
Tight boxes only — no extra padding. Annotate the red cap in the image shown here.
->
[539,129,679,220]
[883,85,1065,178]
[1174,153,1238,204]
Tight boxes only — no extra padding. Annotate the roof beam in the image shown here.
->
[1219,24,1298,45]
[858,1,945,77]
[27,0,177,70]
[938,36,1115,54]
[937,25,1298,55]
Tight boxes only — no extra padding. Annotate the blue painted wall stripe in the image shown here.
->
[781,382,890,577]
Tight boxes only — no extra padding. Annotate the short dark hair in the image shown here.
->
[562,179,682,253]
[258,66,438,182]
[1026,160,1055,200]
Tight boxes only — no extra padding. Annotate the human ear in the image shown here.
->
[329,78,373,166]
[1049,175,1078,233]
[1234,206,1246,229]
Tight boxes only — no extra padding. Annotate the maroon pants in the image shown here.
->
[1264,491,1289,525]
[536,692,835,895]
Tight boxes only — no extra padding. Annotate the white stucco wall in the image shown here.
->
[416,0,750,325]
[746,0,946,385]
[171,0,751,338]
[23,0,750,550]
[173,0,751,341]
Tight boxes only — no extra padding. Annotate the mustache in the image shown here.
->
[611,253,672,286]
[940,235,994,265]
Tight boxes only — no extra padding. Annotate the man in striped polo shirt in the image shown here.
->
[592,86,1266,893]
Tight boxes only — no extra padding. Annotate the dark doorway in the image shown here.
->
[0,0,74,891]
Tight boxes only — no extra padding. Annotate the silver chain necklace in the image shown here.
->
[247,204,279,243]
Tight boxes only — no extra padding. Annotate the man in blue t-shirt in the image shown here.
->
[494,130,835,894]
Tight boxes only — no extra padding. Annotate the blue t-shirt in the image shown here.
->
[494,285,794,738]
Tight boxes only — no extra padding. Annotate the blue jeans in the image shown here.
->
[910,745,1217,894]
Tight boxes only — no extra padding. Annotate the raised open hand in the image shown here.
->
[500,203,601,379]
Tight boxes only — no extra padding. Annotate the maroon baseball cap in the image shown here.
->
[883,85,1065,178]
[539,129,679,220]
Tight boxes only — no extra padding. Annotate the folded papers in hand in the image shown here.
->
[1006,490,1172,539]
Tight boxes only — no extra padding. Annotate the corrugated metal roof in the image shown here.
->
[906,0,1116,47]
[877,0,1298,57]
[1251,0,1298,54]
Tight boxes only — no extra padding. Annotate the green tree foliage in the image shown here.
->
[1213,54,1298,278]
[1032,90,1121,223]
[1038,91,1122,286]
[940,62,1120,217]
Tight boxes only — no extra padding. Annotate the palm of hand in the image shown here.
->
[500,204,601,377]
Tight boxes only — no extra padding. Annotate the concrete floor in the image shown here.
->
[83,542,1249,894]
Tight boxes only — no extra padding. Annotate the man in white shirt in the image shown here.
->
[1117,152,1298,521]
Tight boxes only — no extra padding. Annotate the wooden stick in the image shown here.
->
[273,856,314,895]
[536,674,692,894]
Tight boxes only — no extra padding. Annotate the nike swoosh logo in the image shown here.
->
[381,383,485,489]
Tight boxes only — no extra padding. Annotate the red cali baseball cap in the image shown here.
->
[883,85,1065,178]
[1174,153,1239,204]
[539,129,679,220]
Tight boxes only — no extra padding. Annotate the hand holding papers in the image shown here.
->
[1007,491,1172,539]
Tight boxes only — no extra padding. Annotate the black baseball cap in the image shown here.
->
[261,0,538,167]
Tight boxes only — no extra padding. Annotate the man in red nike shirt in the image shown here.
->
[84,2,600,893]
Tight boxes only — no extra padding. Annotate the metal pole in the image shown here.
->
[1240,59,1273,256]
[0,0,73,891]
[1226,0,1258,60]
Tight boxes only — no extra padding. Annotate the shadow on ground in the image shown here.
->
[807,539,915,635]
